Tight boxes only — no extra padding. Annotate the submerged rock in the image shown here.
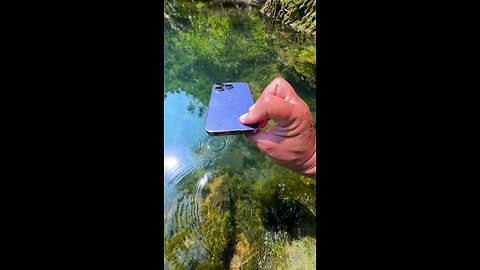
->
[286,236,316,270]
[229,233,252,269]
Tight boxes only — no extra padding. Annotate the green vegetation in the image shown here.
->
[286,236,316,270]
[164,0,316,101]
[165,136,316,269]
[261,0,316,34]
[164,1,316,269]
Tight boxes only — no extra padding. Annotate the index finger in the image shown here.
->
[239,94,296,127]
[259,77,301,105]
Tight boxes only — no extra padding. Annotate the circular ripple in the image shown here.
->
[206,137,226,151]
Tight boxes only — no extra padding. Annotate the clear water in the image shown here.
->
[164,1,316,269]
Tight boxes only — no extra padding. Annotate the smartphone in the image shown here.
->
[205,82,258,136]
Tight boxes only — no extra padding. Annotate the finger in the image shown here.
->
[260,77,301,104]
[240,94,296,127]
[247,79,287,115]
[242,77,299,126]
[245,130,278,154]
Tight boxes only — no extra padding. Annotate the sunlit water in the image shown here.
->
[164,2,316,269]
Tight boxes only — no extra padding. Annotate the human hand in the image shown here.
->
[239,77,316,179]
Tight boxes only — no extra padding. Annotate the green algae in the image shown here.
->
[164,1,317,269]
[286,236,316,270]
[261,0,316,34]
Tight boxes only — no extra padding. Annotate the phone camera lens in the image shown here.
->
[215,85,224,91]
[225,83,233,89]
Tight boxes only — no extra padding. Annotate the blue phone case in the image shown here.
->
[205,82,258,136]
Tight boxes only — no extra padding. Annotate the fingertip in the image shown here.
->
[274,76,285,84]
[239,113,248,123]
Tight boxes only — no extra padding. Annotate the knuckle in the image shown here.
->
[303,108,312,119]
[298,106,311,120]
[263,95,272,105]
[292,107,307,119]
[274,77,285,84]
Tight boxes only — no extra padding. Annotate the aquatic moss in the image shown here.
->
[286,236,316,270]
[164,2,316,103]
[164,2,317,269]
[261,0,316,34]
[165,165,316,269]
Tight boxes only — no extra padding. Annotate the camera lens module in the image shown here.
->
[225,83,233,89]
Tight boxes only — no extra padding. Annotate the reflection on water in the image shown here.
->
[164,1,316,269]
[164,90,231,215]
[164,90,237,269]
[164,91,231,185]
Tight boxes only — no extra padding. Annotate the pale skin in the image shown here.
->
[239,77,316,179]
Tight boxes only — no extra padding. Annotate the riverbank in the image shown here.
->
[165,0,316,36]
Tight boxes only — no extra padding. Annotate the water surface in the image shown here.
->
[164,2,316,269]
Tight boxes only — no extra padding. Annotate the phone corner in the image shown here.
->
[204,127,215,136]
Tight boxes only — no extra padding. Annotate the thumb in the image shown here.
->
[239,94,296,127]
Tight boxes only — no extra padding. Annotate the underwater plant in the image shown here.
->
[164,1,317,269]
